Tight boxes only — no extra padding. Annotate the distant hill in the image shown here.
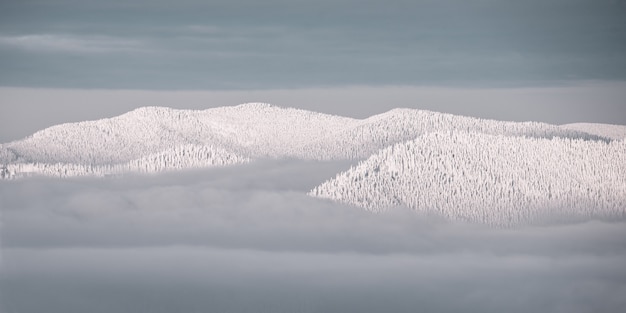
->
[310,131,626,226]
[561,123,626,140]
[1,103,608,178]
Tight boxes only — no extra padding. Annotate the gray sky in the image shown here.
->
[1,0,625,140]
[1,0,625,88]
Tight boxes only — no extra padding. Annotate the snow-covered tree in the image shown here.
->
[310,132,626,227]
[0,103,616,179]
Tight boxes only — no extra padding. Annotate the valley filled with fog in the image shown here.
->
[1,105,625,313]
[2,160,625,313]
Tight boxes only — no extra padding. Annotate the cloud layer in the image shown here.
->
[1,0,625,88]
[0,34,144,54]
[2,160,625,312]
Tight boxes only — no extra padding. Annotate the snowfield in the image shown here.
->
[310,132,626,227]
[0,103,609,178]
[561,123,626,140]
[2,103,625,226]
[2,144,248,179]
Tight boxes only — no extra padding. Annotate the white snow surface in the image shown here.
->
[0,103,611,178]
[2,144,249,179]
[310,132,626,227]
[561,123,626,140]
[3,103,625,226]
[1,103,621,180]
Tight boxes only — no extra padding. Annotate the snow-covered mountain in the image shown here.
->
[561,123,626,140]
[1,144,248,179]
[299,108,609,160]
[0,103,609,178]
[310,132,626,226]
[3,103,625,226]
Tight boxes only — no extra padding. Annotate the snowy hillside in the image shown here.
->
[561,123,626,140]
[301,108,609,159]
[0,103,614,178]
[1,145,248,179]
[0,103,355,165]
[310,132,626,227]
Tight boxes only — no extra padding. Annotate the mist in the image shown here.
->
[1,160,625,312]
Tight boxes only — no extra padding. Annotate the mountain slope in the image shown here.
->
[310,132,626,226]
[0,103,613,178]
[561,123,626,140]
[1,145,248,179]
[0,103,357,165]
[302,108,609,159]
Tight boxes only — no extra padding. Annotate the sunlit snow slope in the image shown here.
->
[0,103,613,178]
[310,132,626,226]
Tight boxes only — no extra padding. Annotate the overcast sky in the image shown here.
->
[0,0,625,137]
[1,0,625,88]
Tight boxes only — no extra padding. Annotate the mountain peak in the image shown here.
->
[310,131,626,226]
[235,102,274,110]
[126,106,176,116]
[1,104,618,181]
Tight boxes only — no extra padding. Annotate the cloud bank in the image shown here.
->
[1,0,625,89]
[2,160,625,312]
[0,34,144,54]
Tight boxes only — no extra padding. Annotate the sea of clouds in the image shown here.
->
[1,160,625,313]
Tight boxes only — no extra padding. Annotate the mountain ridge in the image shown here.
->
[310,131,626,226]
[560,123,626,140]
[0,103,618,178]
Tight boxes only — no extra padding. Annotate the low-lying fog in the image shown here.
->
[1,160,625,313]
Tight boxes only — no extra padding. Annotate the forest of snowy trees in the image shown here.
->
[2,104,625,226]
[0,103,611,176]
[1,145,248,179]
[310,132,626,227]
